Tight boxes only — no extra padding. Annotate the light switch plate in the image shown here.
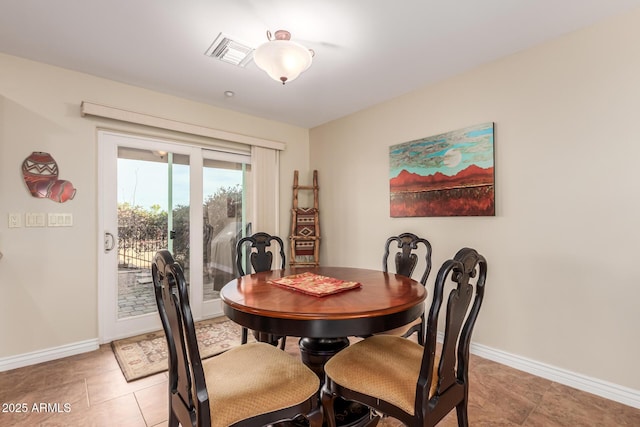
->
[48,213,73,227]
[26,213,46,227]
[8,213,22,228]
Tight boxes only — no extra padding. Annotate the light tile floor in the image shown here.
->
[1,338,639,426]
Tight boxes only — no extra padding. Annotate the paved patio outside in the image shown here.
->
[118,269,220,319]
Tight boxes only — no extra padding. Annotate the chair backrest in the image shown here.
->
[236,232,286,276]
[416,247,487,420]
[382,232,432,285]
[152,250,210,426]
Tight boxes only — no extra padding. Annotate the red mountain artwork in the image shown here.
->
[391,165,494,192]
[389,122,495,217]
[390,165,495,217]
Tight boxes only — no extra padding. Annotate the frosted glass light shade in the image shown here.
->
[253,31,313,84]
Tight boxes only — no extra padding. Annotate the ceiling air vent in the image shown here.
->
[205,33,254,67]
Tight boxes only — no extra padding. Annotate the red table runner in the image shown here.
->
[268,271,361,297]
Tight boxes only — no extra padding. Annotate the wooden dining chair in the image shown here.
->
[321,247,486,427]
[235,232,287,349]
[152,250,322,427]
[377,232,432,344]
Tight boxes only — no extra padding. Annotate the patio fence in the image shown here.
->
[118,233,168,270]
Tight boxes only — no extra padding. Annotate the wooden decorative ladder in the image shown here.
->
[289,170,320,267]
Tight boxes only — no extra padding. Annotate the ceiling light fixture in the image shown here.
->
[253,30,314,85]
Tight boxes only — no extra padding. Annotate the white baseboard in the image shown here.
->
[464,337,640,409]
[0,339,99,372]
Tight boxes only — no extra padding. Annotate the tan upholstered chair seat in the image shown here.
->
[324,335,438,416]
[204,342,320,427]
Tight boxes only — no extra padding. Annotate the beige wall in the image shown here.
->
[310,9,640,390]
[0,53,309,357]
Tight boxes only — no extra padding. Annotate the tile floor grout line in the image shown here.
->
[520,380,553,426]
[132,385,153,427]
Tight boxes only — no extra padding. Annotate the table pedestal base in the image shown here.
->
[298,337,370,427]
[299,337,349,379]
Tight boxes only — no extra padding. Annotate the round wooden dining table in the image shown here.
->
[220,266,427,378]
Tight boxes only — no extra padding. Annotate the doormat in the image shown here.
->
[111,316,251,382]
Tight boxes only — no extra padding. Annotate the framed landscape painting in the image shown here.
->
[389,122,495,217]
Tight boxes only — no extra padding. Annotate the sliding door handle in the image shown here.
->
[104,232,116,252]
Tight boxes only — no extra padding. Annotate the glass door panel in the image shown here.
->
[116,147,190,319]
[202,157,251,301]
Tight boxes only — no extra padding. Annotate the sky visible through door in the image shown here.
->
[118,158,241,210]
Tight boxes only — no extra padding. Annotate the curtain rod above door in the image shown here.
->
[81,101,286,151]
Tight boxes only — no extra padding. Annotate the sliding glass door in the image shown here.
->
[98,131,250,342]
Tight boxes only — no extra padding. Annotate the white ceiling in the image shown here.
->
[1,1,639,128]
